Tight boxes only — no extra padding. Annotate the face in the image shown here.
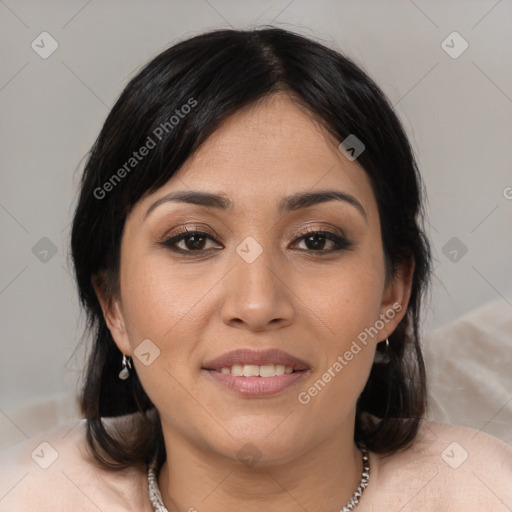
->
[97,93,411,465]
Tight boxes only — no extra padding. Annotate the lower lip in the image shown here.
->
[204,369,307,397]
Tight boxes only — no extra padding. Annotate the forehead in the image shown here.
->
[137,94,378,219]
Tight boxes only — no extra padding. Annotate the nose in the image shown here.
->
[220,244,295,332]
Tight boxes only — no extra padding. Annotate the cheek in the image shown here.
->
[119,252,203,341]
[118,256,204,407]
[312,253,385,339]
[297,246,385,403]
[297,271,381,418]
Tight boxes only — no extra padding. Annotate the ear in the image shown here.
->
[91,272,132,355]
[378,257,415,340]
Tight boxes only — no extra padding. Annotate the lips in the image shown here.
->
[202,348,310,372]
[202,348,310,397]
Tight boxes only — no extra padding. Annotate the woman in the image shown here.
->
[1,27,510,511]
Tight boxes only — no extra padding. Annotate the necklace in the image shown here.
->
[148,445,370,512]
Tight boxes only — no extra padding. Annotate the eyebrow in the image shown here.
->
[145,189,367,220]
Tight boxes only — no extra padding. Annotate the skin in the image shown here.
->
[94,93,413,512]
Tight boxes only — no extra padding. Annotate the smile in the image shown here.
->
[217,364,294,376]
[202,348,310,397]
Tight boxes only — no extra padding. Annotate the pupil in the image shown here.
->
[186,235,205,250]
[306,234,325,250]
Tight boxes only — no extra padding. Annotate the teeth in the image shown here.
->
[259,364,276,377]
[243,365,260,377]
[218,364,296,377]
[275,364,285,376]
[231,364,244,376]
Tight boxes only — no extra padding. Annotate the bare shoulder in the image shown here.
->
[0,417,151,512]
[367,420,512,511]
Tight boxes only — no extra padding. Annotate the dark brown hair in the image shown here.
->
[71,26,431,469]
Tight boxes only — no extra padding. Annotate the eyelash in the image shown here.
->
[158,226,354,256]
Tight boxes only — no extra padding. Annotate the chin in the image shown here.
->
[208,424,306,466]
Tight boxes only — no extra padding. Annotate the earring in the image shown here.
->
[118,354,132,380]
[374,337,390,364]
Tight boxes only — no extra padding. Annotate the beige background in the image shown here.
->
[1,0,511,446]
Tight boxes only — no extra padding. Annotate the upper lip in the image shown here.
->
[202,348,310,371]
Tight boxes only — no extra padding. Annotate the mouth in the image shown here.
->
[213,363,297,376]
[202,348,310,397]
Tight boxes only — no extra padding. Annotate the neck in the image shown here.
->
[157,424,364,512]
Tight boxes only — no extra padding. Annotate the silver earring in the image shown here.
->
[374,337,390,364]
[118,354,132,380]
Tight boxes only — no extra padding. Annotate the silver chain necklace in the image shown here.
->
[148,446,370,512]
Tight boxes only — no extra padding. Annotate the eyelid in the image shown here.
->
[290,224,346,240]
[159,224,219,242]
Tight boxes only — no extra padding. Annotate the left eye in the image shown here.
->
[293,231,350,252]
